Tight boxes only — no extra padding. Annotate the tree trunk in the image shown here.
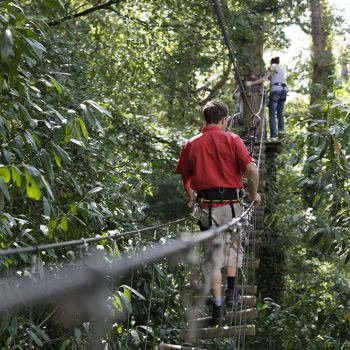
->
[239,30,265,139]
[310,0,334,105]
[340,51,349,82]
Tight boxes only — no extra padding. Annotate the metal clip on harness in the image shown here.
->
[244,114,261,155]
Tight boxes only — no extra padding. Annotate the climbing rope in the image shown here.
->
[212,0,260,121]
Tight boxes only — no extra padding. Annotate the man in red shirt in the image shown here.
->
[176,100,261,325]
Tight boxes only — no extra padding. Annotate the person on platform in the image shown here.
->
[175,100,261,325]
[247,56,287,141]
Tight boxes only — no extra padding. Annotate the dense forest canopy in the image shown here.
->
[1,0,350,349]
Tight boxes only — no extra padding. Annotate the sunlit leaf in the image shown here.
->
[60,216,68,232]
[87,187,103,196]
[49,75,63,94]
[24,170,40,200]
[0,166,11,183]
[53,149,61,168]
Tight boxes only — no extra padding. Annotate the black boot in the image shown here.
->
[211,302,226,326]
[225,288,241,307]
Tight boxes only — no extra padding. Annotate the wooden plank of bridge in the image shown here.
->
[180,324,255,340]
[197,284,257,295]
[192,295,256,306]
[195,308,257,328]
[159,344,204,350]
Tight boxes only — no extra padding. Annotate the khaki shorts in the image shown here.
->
[199,203,244,272]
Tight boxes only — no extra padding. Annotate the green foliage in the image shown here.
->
[256,89,350,349]
[3,0,344,348]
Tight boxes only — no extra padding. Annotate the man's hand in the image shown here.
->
[245,162,260,208]
[245,81,253,87]
[187,190,195,208]
[249,192,261,207]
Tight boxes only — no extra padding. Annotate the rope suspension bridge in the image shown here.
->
[0,128,268,349]
[0,1,280,349]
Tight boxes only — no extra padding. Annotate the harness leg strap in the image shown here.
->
[229,201,236,219]
[208,202,212,227]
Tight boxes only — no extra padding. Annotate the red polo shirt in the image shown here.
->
[175,125,253,190]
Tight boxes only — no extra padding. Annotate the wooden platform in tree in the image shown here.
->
[265,140,283,153]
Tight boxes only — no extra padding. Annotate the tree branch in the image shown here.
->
[48,0,122,26]
[200,61,232,105]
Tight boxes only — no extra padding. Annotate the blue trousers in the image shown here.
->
[269,90,287,138]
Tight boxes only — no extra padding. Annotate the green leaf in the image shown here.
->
[59,339,71,350]
[70,138,84,147]
[41,175,54,200]
[0,29,14,63]
[24,131,37,151]
[123,287,131,301]
[31,324,49,341]
[51,142,71,163]
[344,251,350,264]
[13,135,23,156]
[0,166,11,183]
[53,149,61,168]
[87,187,103,196]
[24,165,40,177]
[0,178,10,201]
[27,331,43,347]
[60,216,68,232]
[17,103,32,123]
[24,171,41,200]
[84,100,111,118]
[11,166,22,187]
[40,150,54,182]
[70,202,78,215]
[77,116,88,138]
[49,75,63,94]
[23,37,46,60]
[119,285,145,301]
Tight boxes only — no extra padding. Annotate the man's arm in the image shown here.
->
[175,143,195,208]
[183,177,194,208]
[245,162,261,207]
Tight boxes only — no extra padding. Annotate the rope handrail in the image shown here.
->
[0,217,190,257]
[0,209,253,312]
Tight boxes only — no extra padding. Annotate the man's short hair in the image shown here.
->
[202,100,228,124]
[271,57,280,65]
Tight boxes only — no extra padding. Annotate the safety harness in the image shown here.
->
[196,188,243,227]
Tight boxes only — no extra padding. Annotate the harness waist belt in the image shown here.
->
[197,188,241,201]
[272,83,287,87]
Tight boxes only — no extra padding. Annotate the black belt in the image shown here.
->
[272,83,287,88]
[196,188,241,201]
[196,188,240,227]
